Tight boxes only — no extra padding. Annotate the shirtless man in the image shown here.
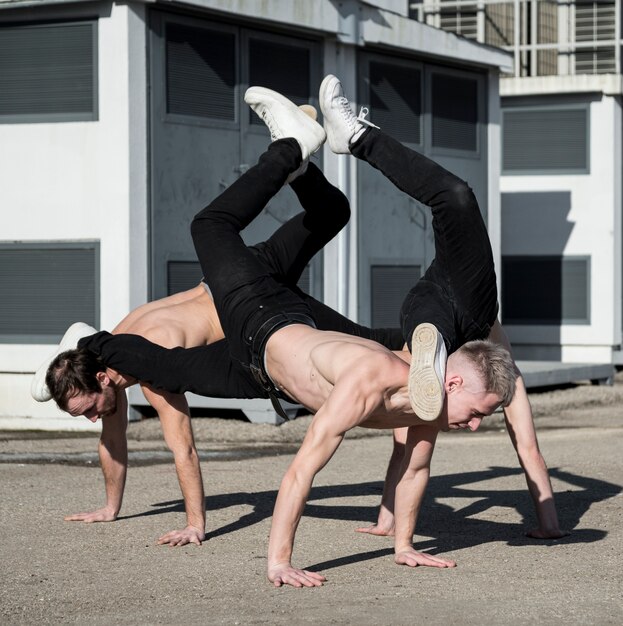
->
[34,149,403,548]
[315,75,566,542]
[69,86,517,586]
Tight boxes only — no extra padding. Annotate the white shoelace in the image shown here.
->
[356,107,380,129]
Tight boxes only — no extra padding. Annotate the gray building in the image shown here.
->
[413,0,623,364]
[0,0,512,428]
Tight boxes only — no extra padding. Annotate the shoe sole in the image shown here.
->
[408,323,446,421]
[244,87,325,157]
[31,322,98,402]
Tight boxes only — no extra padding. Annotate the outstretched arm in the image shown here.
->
[267,413,343,588]
[393,425,456,568]
[488,321,566,538]
[143,385,206,547]
[267,364,392,588]
[64,390,128,523]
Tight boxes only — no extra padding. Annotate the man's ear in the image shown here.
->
[95,370,111,388]
[445,373,463,394]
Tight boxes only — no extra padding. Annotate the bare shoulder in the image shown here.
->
[113,285,206,335]
[113,285,218,348]
[314,332,408,386]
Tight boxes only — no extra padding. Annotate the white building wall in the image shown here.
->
[501,94,622,362]
[0,0,510,429]
[0,3,146,430]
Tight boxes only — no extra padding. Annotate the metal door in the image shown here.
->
[149,11,323,299]
[357,51,488,327]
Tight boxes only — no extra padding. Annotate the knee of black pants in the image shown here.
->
[190,213,213,245]
[323,190,350,237]
[292,163,351,234]
[190,205,235,241]
[438,180,480,219]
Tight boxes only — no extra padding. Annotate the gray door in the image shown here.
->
[149,11,322,299]
[357,51,487,327]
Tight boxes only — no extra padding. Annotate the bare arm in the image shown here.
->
[143,384,206,547]
[267,365,390,588]
[64,390,128,523]
[392,425,456,568]
[489,321,565,538]
[145,387,205,544]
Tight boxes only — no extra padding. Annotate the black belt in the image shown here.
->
[249,363,292,421]
[248,312,316,421]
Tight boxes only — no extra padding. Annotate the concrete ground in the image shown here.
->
[1,374,622,625]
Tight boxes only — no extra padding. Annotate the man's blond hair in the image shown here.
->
[455,340,517,406]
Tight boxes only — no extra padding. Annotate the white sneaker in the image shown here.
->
[319,74,379,154]
[30,322,98,402]
[408,323,447,421]
[244,87,326,161]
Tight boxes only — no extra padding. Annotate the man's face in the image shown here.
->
[66,385,117,422]
[439,386,501,432]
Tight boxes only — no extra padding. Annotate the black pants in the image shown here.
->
[80,153,402,398]
[351,128,498,353]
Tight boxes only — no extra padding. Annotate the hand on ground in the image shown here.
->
[64,508,117,523]
[355,523,395,536]
[394,548,456,568]
[157,525,204,547]
[268,563,326,588]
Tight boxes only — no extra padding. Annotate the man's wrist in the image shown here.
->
[394,542,413,554]
[187,524,205,534]
[104,504,120,517]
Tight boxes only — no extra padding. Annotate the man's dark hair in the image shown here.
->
[45,348,106,411]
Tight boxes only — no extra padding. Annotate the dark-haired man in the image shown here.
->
[34,144,403,548]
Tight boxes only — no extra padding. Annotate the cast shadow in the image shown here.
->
[120,465,620,571]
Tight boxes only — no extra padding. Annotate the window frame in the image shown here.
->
[501,103,591,176]
[0,19,98,124]
[358,50,425,149]
[0,241,100,344]
[501,254,591,326]
[427,65,484,160]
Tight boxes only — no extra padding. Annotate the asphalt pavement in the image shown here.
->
[1,375,622,625]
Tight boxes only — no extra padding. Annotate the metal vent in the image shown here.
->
[431,73,478,151]
[368,61,421,145]
[167,261,203,295]
[0,22,95,119]
[502,256,590,324]
[248,38,310,124]
[0,245,98,342]
[371,265,421,328]
[503,108,588,172]
[166,23,236,120]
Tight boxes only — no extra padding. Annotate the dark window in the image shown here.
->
[368,61,422,144]
[371,265,421,327]
[431,73,478,151]
[0,244,99,343]
[166,23,236,120]
[248,38,310,125]
[167,261,203,295]
[503,107,588,172]
[0,22,96,122]
[502,256,590,324]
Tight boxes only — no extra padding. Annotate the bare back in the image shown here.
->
[266,324,423,429]
[112,285,224,349]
